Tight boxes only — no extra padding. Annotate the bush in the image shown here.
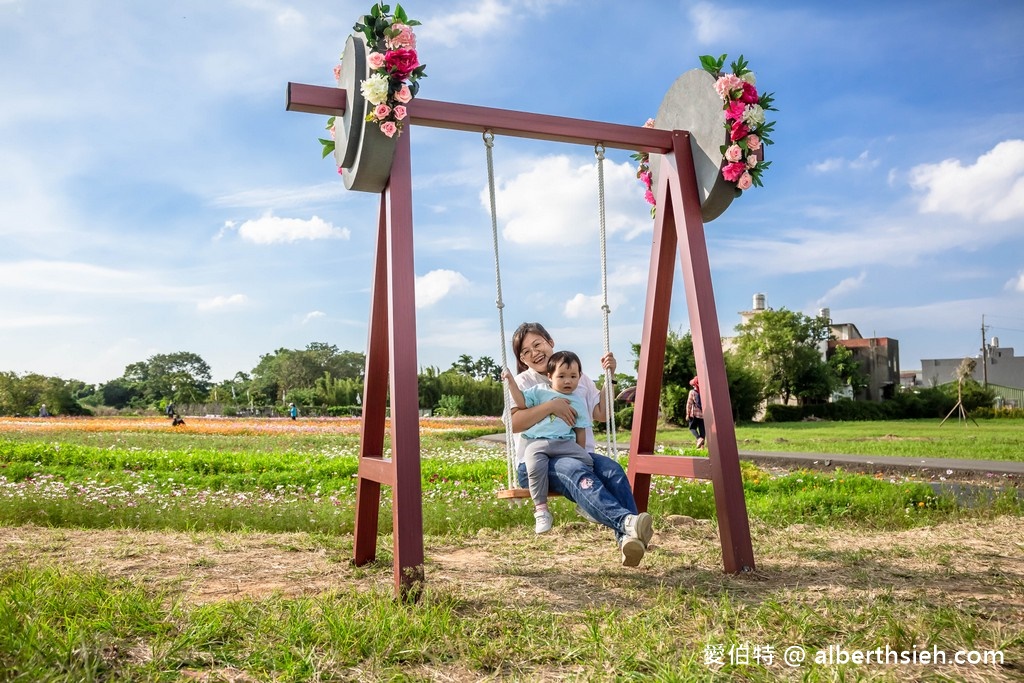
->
[661,385,688,426]
[615,405,633,431]
[763,404,803,423]
[326,405,362,417]
[435,394,465,417]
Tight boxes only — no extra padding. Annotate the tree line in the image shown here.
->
[0,309,994,420]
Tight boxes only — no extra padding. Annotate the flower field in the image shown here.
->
[0,415,503,436]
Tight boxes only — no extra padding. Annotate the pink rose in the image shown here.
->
[737,172,753,190]
[725,99,746,123]
[374,103,391,120]
[729,120,750,141]
[746,134,762,151]
[380,121,398,138]
[725,144,743,162]
[644,189,656,206]
[386,23,416,50]
[337,165,344,176]
[332,64,342,83]
[393,105,407,120]
[643,118,656,128]
[746,154,758,169]
[721,162,746,182]
[740,82,759,104]
[638,170,651,188]
[368,52,386,70]
[714,74,743,100]
[384,48,419,80]
[394,85,412,103]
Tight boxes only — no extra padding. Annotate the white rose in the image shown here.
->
[741,71,756,86]
[360,74,390,106]
[742,104,765,127]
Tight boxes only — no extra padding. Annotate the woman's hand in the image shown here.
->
[600,352,617,374]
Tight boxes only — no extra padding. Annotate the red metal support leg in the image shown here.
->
[384,131,425,597]
[353,192,391,567]
[627,131,755,574]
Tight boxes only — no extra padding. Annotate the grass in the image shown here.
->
[0,416,1021,681]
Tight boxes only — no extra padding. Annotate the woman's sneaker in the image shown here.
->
[620,536,646,566]
[623,512,654,547]
[534,509,553,534]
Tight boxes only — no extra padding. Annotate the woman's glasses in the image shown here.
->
[519,339,550,360]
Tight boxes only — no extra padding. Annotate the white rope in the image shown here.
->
[484,131,518,490]
[594,143,618,457]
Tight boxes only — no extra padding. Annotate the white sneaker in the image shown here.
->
[534,509,553,534]
[576,504,600,524]
[620,536,645,567]
[623,512,654,547]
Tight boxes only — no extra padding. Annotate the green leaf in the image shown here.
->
[371,4,383,18]
[325,116,335,130]
[318,139,335,159]
[395,4,409,23]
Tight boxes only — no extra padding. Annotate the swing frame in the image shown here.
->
[287,83,755,597]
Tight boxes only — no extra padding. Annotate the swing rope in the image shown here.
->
[594,143,618,457]
[483,130,518,491]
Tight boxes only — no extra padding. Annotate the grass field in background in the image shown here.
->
[0,416,1021,681]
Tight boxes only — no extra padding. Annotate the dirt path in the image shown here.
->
[2,516,1022,621]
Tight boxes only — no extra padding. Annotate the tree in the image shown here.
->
[112,352,213,407]
[250,343,366,404]
[734,308,835,405]
[630,330,762,422]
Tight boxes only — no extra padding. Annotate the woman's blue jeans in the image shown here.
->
[517,452,638,542]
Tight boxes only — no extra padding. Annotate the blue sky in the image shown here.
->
[2,0,1023,386]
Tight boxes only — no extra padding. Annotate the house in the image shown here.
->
[733,294,900,402]
[920,338,1024,407]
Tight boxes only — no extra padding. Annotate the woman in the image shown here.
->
[508,322,654,566]
[685,377,705,448]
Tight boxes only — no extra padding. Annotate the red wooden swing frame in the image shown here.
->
[287,83,755,597]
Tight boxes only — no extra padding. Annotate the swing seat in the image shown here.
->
[496,487,560,500]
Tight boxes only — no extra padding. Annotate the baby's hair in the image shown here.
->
[547,350,582,375]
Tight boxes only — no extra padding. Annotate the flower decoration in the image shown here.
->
[700,53,775,191]
[319,3,428,162]
[630,119,658,218]
[631,55,776,214]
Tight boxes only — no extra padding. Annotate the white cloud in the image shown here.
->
[562,291,629,320]
[415,269,469,308]
[0,260,197,299]
[816,272,867,307]
[486,155,650,247]
[236,213,351,244]
[197,294,248,312]
[909,139,1024,222]
[809,151,878,174]
[303,310,326,324]
[1006,272,1024,292]
[689,2,735,44]
[420,0,513,47]
[0,314,91,330]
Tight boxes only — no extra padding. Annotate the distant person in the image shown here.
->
[38,404,50,418]
[289,403,298,420]
[172,414,186,427]
[166,402,175,418]
[686,377,706,448]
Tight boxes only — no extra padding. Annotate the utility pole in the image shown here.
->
[981,314,988,387]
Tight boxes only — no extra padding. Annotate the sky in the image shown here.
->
[2,0,1023,387]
